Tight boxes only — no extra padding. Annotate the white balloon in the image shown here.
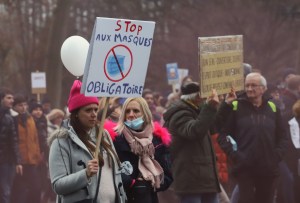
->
[60,36,89,77]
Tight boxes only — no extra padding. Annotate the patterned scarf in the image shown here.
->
[122,125,164,189]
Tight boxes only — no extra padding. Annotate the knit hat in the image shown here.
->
[28,102,43,113]
[243,63,252,77]
[47,108,65,121]
[181,82,200,95]
[67,80,99,112]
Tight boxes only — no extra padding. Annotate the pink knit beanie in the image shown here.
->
[67,80,99,112]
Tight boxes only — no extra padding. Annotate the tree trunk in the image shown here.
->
[45,0,72,107]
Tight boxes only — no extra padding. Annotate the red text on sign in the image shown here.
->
[115,20,143,35]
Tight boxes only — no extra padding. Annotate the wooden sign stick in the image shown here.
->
[94,97,110,158]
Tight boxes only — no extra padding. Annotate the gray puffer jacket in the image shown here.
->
[48,122,126,203]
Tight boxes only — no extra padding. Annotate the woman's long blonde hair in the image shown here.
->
[114,97,153,134]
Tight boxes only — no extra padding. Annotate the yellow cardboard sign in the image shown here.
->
[198,35,244,98]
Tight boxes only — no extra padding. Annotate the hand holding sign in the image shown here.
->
[206,89,219,109]
[61,36,89,77]
[225,87,237,105]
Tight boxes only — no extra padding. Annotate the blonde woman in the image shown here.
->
[114,97,173,203]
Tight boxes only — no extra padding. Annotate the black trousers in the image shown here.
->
[236,172,279,203]
[10,164,42,203]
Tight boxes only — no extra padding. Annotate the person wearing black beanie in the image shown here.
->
[28,101,49,203]
[163,82,221,203]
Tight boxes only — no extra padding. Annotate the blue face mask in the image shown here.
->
[124,117,144,130]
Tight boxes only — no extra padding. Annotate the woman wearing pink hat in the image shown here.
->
[48,80,126,203]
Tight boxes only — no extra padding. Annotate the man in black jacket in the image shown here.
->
[0,88,21,203]
[218,73,288,203]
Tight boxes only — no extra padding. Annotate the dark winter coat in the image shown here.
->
[33,115,48,155]
[113,122,173,203]
[218,94,288,176]
[163,100,221,195]
[0,107,20,164]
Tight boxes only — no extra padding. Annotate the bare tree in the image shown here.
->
[1,0,299,106]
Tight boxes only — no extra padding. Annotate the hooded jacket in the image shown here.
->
[163,99,220,195]
[218,94,287,176]
[48,121,126,203]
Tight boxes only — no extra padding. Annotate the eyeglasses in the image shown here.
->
[245,84,263,89]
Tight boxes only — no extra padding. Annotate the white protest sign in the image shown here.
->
[81,17,155,97]
[174,68,189,91]
[31,72,46,94]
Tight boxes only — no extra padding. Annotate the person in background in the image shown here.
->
[278,68,296,91]
[153,92,166,115]
[0,88,21,203]
[97,97,124,141]
[28,101,48,159]
[48,80,126,203]
[218,73,287,203]
[47,108,65,136]
[28,101,49,203]
[143,88,162,122]
[163,82,221,203]
[266,83,285,111]
[41,96,52,115]
[153,92,164,109]
[281,75,300,120]
[45,108,65,202]
[286,100,300,202]
[265,83,293,203]
[11,94,43,203]
[97,97,124,123]
[165,92,180,109]
[114,97,173,203]
[165,75,193,109]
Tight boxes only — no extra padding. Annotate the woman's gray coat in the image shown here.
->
[48,123,126,203]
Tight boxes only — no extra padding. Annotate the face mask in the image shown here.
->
[124,117,144,130]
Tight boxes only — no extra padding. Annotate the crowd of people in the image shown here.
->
[0,66,300,203]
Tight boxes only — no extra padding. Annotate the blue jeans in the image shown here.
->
[180,193,219,203]
[0,163,16,203]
